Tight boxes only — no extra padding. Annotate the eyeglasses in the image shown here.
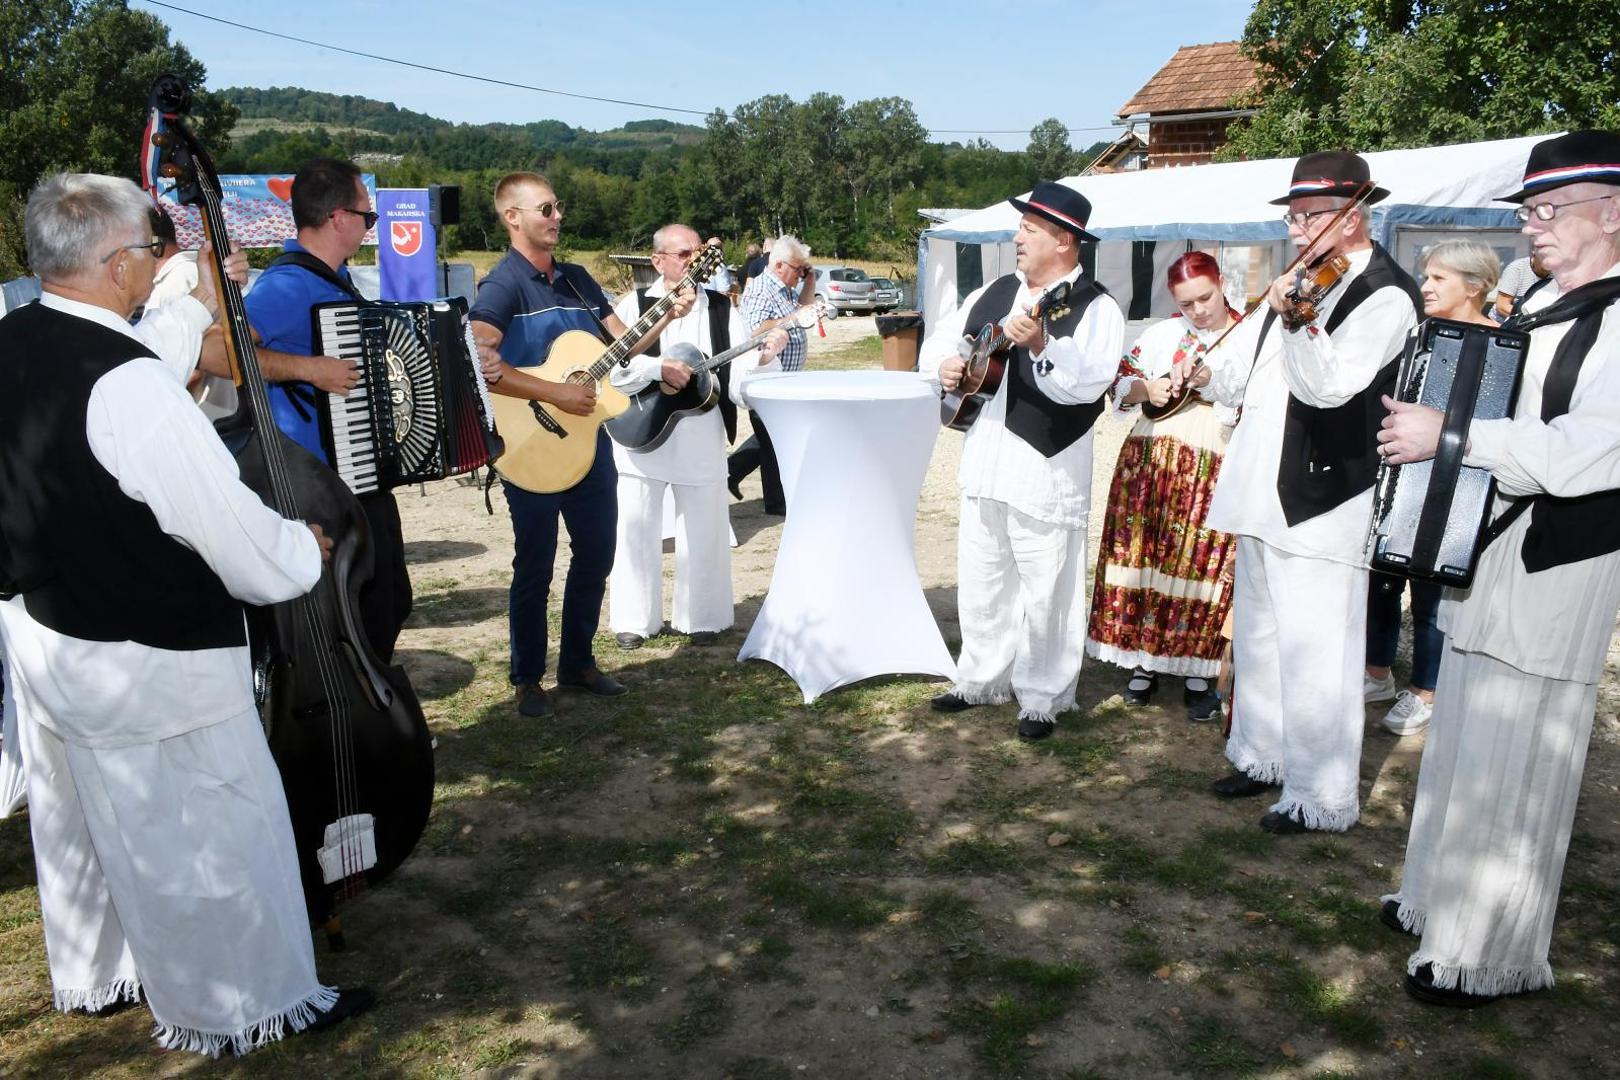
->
[655,248,695,260]
[512,201,565,219]
[336,207,379,229]
[1281,207,1345,228]
[1514,194,1615,223]
[99,238,164,264]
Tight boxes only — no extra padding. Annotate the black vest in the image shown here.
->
[963,273,1109,458]
[0,303,247,649]
[637,287,738,444]
[1266,243,1423,525]
[1492,277,1620,572]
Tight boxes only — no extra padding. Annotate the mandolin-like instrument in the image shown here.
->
[491,245,723,492]
[939,280,1073,431]
[605,306,819,453]
[143,75,433,948]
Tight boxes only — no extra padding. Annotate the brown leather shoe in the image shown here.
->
[557,666,628,697]
[516,683,554,718]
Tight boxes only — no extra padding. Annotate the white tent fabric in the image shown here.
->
[920,134,1547,328]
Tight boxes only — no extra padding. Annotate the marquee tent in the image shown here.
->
[918,133,1548,329]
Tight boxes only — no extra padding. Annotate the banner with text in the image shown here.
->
[376,188,438,301]
[155,174,377,250]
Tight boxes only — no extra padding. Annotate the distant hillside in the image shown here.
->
[220,86,707,151]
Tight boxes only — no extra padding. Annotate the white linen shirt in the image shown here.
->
[1203,247,1417,565]
[610,284,752,486]
[1,293,321,749]
[918,267,1124,528]
[1440,263,1620,682]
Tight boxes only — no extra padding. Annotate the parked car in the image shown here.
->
[868,276,902,313]
[813,265,877,318]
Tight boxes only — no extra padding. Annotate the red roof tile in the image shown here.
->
[1117,41,1260,117]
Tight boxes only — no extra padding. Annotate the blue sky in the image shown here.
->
[135,0,1257,151]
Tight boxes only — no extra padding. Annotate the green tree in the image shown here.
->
[0,0,237,278]
[1026,118,1076,180]
[1223,0,1620,159]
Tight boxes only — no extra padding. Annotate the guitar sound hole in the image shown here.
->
[565,369,594,387]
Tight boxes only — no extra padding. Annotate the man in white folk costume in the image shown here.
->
[921,182,1124,741]
[608,223,779,648]
[1377,130,1620,1007]
[1183,151,1421,834]
[0,174,372,1056]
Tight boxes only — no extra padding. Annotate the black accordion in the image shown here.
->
[1367,318,1528,587]
[311,298,503,495]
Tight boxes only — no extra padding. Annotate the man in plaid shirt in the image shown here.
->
[728,235,816,514]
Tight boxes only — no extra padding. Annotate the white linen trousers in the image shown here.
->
[610,473,733,637]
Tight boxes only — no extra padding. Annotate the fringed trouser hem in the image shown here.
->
[54,976,141,1014]
[1380,893,1427,935]
[1406,953,1554,997]
[153,983,339,1059]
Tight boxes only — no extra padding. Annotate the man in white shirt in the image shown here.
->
[0,173,371,1056]
[1376,130,1620,1007]
[919,182,1124,741]
[608,224,755,648]
[1181,151,1421,834]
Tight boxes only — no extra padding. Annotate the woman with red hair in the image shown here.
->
[1086,252,1239,718]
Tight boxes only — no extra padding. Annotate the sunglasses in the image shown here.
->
[512,200,566,219]
[336,207,380,230]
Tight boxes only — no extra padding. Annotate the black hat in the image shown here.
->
[1269,150,1390,206]
[1496,130,1620,203]
[1008,182,1099,243]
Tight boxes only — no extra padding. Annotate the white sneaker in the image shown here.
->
[1364,671,1397,704]
[1382,690,1433,736]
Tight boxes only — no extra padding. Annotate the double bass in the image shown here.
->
[141,76,433,947]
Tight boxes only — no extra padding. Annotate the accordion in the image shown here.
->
[311,298,503,495]
[1366,317,1528,587]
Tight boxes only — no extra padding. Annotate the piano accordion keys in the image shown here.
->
[1367,317,1529,588]
[311,298,503,494]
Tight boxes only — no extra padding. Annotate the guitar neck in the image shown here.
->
[589,270,707,380]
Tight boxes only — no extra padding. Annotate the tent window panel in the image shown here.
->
[955,242,983,302]
[1129,240,1156,321]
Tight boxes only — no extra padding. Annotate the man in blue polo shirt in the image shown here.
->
[239,157,413,661]
[470,171,692,718]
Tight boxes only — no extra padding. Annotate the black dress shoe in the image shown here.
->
[1259,810,1310,834]
[1186,689,1221,723]
[1211,771,1275,798]
[1016,716,1054,741]
[1380,899,1417,936]
[1123,670,1158,705]
[931,691,977,713]
[557,666,628,697]
[688,631,718,646]
[516,683,554,718]
[1404,964,1500,1009]
[1182,677,1212,706]
[303,987,377,1034]
[615,632,645,650]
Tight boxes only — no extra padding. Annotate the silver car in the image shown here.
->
[869,276,902,314]
[814,266,877,319]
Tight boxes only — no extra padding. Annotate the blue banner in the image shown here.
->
[376,188,439,301]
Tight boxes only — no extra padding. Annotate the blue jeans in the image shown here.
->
[1366,571,1443,692]
[505,431,618,685]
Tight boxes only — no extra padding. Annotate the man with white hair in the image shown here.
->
[0,173,371,1055]
[608,223,769,648]
[1377,130,1620,1007]
[728,235,816,515]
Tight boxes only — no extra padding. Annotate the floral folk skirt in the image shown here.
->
[1085,403,1236,678]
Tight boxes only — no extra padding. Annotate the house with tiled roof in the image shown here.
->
[1111,41,1259,169]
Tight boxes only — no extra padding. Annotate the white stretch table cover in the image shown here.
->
[738,370,956,701]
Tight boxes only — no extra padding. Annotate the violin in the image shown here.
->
[141,75,433,949]
[1280,253,1351,331]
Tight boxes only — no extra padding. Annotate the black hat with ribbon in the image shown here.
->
[1008,182,1099,243]
[1496,130,1620,203]
[1269,150,1390,206]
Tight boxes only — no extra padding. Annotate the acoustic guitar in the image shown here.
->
[939,281,1073,431]
[606,306,819,453]
[490,244,723,493]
